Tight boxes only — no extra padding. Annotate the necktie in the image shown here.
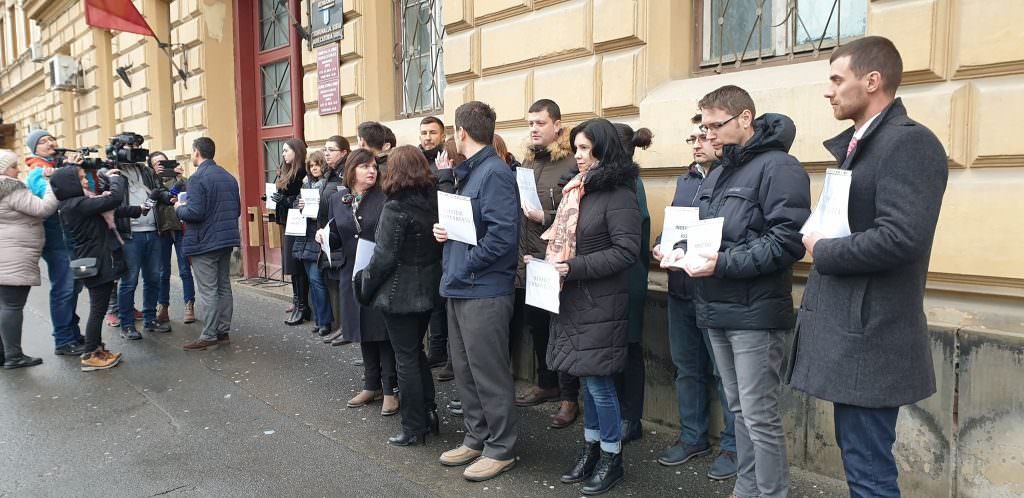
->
[846,137,859,157]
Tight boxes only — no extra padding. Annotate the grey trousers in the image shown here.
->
[0,286,31,360]
[191,248,234,341]
[447,295,517,460]
[707,328,789,498]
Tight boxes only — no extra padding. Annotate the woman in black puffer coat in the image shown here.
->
[535,118,640,495]
[355,145,443,447]
[292,151,334,336]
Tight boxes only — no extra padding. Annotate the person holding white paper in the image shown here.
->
[270,139,309,326]
[539,118,640,495]
[687,86,811,498]
[432,101,520,482]
[290,151,334,337]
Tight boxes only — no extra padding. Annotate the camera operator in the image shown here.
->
[23,129,87,356]
[112,136,173,340]
[147,151,195,326]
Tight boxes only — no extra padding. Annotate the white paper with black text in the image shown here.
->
[516,167,543,211]
[525,259,561,314]
[300,188,320,219]
[801,168,852,238]
[284,209,306,236]
[437,191,477,246]
[660,206,700,251]
[665,217,724,270]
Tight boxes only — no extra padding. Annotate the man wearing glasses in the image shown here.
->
[681,85,810,498]
[652,114,737,481]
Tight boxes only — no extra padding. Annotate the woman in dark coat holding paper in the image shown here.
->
[325,148,396,416]
[535,118,641,495]
[271,139,308,326]
[292,151,334,336]
[355,145,443,446]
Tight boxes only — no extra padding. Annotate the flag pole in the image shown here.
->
[154,37,188,89]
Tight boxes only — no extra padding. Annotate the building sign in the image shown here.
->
[310,0,344,48]
[317,44,341,116]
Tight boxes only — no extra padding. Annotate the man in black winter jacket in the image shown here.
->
[680,85,810,498]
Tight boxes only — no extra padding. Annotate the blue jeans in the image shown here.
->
[159,231,195,305]
[582,375,622,454]
[40,247,83,347]
[834,403,901,498]
[668,295,736,452]
[120,231,161,328]
[303,261,331,328]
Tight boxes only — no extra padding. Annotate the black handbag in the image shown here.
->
[70,257,99,280]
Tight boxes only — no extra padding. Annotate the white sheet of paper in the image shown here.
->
[801,168,852,239]
[300,188,320,219]
[525,259,561,314]
[437,191,477,246]
[352,238,376,278]
[667,217,724,269]
[176,192,188,205]
[284,209,306,236]
[515,167,543,211]
[660,206,700,251]
[265,183,278,210]
[317,222,332,265]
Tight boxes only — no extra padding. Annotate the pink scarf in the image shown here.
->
[541,171,586,263]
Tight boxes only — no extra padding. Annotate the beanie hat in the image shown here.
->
[26,129,53,155]
[0,149,17,171]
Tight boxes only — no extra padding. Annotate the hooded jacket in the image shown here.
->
[515,131,577,287]
[547,159,641,378]
[355,187,443,314]
[0,176,58,286]
[692,113,811,331]
[51,167,129,288]
[25,155,71,252]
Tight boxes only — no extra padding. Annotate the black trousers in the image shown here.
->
[361,340,396,395]
[384,311,437,434]
[427,298,448,359]
[510,288,559,390]
[0,285,31,360]
[615,341,646,423]
[86,282,116,353]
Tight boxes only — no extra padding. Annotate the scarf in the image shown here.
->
[84,189,123,245]
[541,170,586,263]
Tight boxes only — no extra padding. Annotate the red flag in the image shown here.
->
[84,0,155,37]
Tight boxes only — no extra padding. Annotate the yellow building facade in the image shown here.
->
[0,1,1021,496]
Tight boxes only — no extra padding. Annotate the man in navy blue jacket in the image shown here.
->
[175,137,241,351]
[432,101,521,482]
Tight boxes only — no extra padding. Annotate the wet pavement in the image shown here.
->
[0,278,848,497]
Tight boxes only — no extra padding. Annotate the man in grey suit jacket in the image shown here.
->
[790,36,949,498]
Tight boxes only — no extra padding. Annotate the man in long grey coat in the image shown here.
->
[789,36,949,498]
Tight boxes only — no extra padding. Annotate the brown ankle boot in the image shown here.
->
[549,401,579,429]
[156,304,170,323]
[183,301,196,324]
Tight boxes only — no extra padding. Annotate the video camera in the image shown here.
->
[54,132,150,171]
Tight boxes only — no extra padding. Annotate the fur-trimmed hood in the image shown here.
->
[523,129,573,163]
[585,160,639,193]
[0,176,27,203]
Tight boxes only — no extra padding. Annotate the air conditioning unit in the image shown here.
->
[48,55,81,91]
[29,41,44,63]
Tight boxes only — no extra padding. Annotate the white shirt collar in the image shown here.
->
[853,112,882,140]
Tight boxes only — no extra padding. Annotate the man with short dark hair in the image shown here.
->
[789,36,948,498]
[358,121,395,171]
[419,116,446,163]
[512,99,580,427]
[653,113,736,479]
[417,116,450,367]
[433,100,520,481]
[177,137,241,351]
[679,84,810,498]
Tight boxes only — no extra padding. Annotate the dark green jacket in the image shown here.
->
[626,177,651,343]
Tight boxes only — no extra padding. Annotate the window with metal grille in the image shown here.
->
[698,0,867,72]
[394,0,446,117]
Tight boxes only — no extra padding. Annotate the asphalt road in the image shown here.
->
[0,277,848,497]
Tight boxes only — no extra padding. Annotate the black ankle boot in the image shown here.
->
[581,450,623,495]
[427,409,440,435]
[560,441,601,484]
[284,305,307,326]
[388,431,427,446]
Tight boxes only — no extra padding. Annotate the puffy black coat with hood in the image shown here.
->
[547,160,641,378]
[690,113,811,331]
[51,167,130,289]
[354,187,443,314]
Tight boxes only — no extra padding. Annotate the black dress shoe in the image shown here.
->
[388,431,427,446]
[561,442,601,484]
[581,451,624,495]
[3,355,43,370]
[54,342,87,356]
[620,419,643,444]
[427,409,440,435]
[316,327,333,337]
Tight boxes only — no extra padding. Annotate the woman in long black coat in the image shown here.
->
[534,118,640,495]
[271,138,308,325]
[355,145,443,446]
[325,148,396,416]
